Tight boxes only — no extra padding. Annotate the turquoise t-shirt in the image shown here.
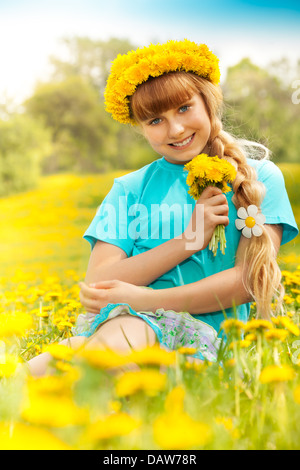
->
[83,156,299,334]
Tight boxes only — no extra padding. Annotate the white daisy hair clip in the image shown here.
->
[235,205,266,239]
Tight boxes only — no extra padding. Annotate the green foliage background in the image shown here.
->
[1,36,299,197]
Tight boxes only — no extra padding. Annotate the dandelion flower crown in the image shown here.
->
[104,39,220,125]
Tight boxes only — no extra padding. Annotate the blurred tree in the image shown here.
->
[25,76,116,172]
[268,57,300,87]
[223,58,300,162]
[22,36,299,180]
[0,93,21,121]
[47,36,155,170]
[0,115,52,197]
[25,76,154,173]
[49,37,136,93]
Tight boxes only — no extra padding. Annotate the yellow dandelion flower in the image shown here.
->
[165,385,186,414]
[105,40,220,125]
[287,311,295,318]
[184,154,236,256]
[221,318,245,333]
[177,346,198,355]
[279,316,300,336]
[78,347,132,369]
[0,423,72,450]
[25,374,75,397]
[205,166,224,183]
[244,319,273,332]
[293,385,300,404]
[283,294,294,305]
[35,309,50,318]
[153,411,212,450]
[221,181,232,193]
[42,306,53,313]
[44,292,62,302]
[108,400,122,413]
[64,299,82,311]
[0,354,20,378]
[115,369,167,397]
[42,343,74,361]
[216,414,240,439]
[229,339,252,350]
[129,344,176,366]
[225,358,236,368]
[184,360,206,372]
[153,386,212,450]
[259,365,295,384]
[21,396,89,427]
[34,345,42,354]
[55,361,76,373]
[0,312,33,338]
[186,172,195,186]
[244,333,257,342]
[55,320,74,330]
[264,328,289,342]
[84,412,140,442]
[215,416,233,431]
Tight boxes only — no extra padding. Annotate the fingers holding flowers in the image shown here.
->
[183,186,229,252]
[184,153,236,255]
[199,187,229,219]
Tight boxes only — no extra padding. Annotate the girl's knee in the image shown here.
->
[89,315,157,351]
[60,336,87,349]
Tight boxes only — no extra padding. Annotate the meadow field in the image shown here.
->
[0,164,299,450]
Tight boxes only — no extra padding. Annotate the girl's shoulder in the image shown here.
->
[246,157,284,185]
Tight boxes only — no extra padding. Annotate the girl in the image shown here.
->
[28,40,298,375]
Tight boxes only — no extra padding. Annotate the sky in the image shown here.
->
[0,0,299,105]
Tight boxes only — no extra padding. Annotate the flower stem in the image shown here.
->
[209,224,226,256]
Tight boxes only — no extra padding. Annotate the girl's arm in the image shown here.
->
[80,224,282,315]
[142,224,283,314]
[85,236,191,286]
[85,186,229,286]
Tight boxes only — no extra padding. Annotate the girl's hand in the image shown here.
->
[183,186,229,252]
[79,280,151,314]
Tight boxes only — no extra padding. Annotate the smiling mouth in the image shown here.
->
[169,133,195,148]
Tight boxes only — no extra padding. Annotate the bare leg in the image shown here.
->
[26,315,157,376]
[26,336,87,377]
[86,314,157,352]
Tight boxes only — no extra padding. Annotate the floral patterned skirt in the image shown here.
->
[72,303,221,362]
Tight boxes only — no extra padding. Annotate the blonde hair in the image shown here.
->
[130,72,284,319]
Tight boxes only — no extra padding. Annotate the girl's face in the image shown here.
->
[139,93,211,165]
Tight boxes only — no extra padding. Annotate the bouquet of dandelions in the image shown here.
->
[184,154,237,256]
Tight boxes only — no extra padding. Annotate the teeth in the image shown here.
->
[172,135,193,147]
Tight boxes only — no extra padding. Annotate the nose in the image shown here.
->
[167,118,185,140]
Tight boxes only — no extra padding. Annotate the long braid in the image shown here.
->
[209,112,284,318]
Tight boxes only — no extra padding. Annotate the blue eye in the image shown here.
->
[179,105,189,113]
[149,117,161,125]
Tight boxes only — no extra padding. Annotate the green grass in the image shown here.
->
[0,164,299,450]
